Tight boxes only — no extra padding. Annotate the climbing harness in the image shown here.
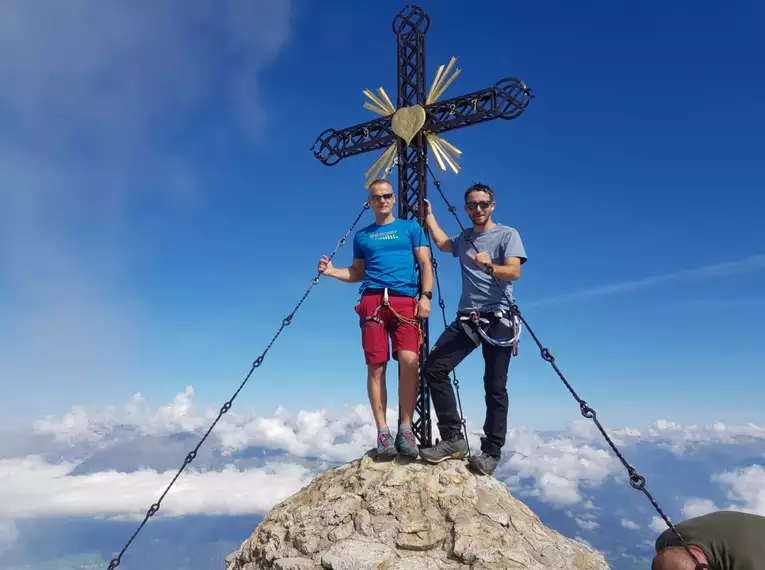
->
[418,149,711,570]
[104,201,370,570]
[457,310,522,355]
[359,287,424,346]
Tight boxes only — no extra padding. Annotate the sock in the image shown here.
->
[378,426,390,436]
[399,423,412,433]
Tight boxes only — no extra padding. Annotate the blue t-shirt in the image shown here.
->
[448,224,527,312]
[353,218,427,297]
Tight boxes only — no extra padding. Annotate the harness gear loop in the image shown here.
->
[361,288,423,345]
[458,309,522,355]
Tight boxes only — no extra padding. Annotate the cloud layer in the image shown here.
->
[0,456,312,522]
[5,387,763,523]
[2,387,765,569]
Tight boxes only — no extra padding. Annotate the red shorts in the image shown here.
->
[354,292,421,365]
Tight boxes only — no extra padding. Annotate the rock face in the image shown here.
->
[225,454,611,570]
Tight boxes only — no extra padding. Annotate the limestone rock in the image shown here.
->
[225,454,611,570]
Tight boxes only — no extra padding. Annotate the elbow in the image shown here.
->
[496,266,520,281]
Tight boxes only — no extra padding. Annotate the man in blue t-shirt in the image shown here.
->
[419,182,527,477]
[317,179,433,459]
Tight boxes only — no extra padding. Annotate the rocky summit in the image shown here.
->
[225,453,611,570]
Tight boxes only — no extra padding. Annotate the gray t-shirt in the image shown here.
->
[448,224,527,312]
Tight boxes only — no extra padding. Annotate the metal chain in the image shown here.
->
[423,229,471,456]
[419,156,709,570]
[105,202,370,570]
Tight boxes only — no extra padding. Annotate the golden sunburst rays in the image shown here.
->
[363,87,396,117]
[360,56,464,187]
[424,56,463,175]
[362,87,398,187]
[426,56,461,105]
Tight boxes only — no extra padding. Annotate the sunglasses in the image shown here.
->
[370,193,394,202]
[466,200,492,210]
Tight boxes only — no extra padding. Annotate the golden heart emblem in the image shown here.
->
[391,104,426,146]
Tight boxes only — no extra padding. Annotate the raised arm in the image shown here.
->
[423,199,453,253]
[318,255,366,283]
[488,256,522,281]
[475,227,527,282]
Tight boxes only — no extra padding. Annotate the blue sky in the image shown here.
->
[1,0,764,434]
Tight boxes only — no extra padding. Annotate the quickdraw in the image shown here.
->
[457,309,522,356]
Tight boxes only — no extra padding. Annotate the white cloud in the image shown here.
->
[31,387,386,463]
[715,464,765,515]
[649,516,668,534]
[214,404,382,462]
[538,473,583,506]
[575,518,599,531]
[681,498,718,519]
[621,518,640,530]
[680,465,765,519]
[527,254,765,307]
[0,456,312,521]
[32,388,207,443]
[0,0,292,146]
[499,427,620,507]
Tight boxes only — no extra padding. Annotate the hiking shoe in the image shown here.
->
[395,429,419,459]
[419,434,469,464]
[376,431,397,458]
[468,452,500,476]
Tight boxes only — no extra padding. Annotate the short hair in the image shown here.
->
[368,179,393,191]
[464,182,494,202]
[651,547,699,570]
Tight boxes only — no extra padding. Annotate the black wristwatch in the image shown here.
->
[420,291,433,300]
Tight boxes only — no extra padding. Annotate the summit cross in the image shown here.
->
[311,4,534,448]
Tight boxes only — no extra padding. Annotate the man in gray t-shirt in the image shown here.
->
[451,224,526,313]
[419,183,527,477]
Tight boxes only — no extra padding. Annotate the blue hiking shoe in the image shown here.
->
[376,431,397,459]
[395,429,419,459]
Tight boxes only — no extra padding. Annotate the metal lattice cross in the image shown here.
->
[310,4,533,447]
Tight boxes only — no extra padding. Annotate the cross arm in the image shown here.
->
[311,115,396,166]
[424,77,533,136]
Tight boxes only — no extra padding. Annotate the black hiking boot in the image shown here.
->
[419,434,469,464]
[468,452,500,476]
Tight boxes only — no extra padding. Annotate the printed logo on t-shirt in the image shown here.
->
[370,229,399,241]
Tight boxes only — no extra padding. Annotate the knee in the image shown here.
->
[486,388,508,403]
[397,350,419,367]
[422,357,438,378]
[367,363,386,380]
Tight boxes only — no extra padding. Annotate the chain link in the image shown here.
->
[420,156,709,570]
[105,202,370,570]
[423,230,471,456]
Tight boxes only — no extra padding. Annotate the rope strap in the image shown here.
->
[361,288,424,345]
